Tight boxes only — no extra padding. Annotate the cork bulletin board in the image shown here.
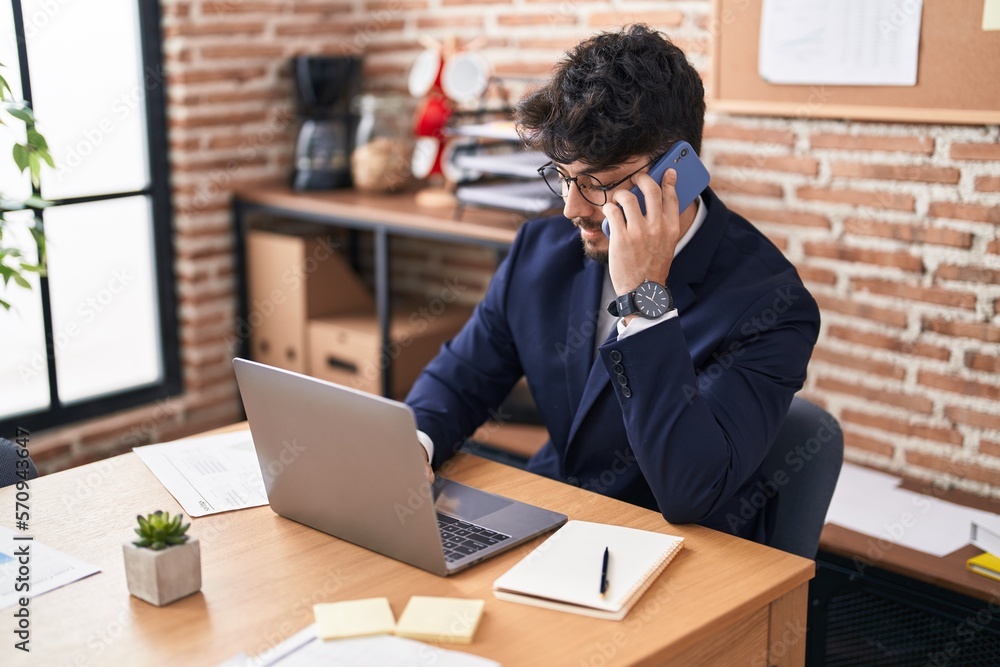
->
[710,0,1000,124]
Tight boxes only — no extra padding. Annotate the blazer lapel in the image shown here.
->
[565,328,616,448]
[561,258,604,417]
[666,187,728,311]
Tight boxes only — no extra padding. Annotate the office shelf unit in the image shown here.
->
[232,187,518,398]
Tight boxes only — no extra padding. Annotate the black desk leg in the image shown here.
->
[374,227,392,398]
[231,197,250,363]
[347,229,361,273]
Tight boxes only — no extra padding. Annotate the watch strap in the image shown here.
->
[607,293,636,318]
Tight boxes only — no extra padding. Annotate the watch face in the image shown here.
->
[633,282,671,318]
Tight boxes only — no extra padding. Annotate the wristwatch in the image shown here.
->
[607,280,673,319]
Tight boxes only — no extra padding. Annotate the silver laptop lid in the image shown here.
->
[233,358,448,576]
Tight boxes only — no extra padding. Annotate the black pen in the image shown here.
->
[599,546,610,598]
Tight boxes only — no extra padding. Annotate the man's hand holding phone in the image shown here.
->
[604,168,682,300]
[601,141,710,303]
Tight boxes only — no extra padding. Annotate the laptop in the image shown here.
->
[233,358,567,576]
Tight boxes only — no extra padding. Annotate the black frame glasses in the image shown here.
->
[537,158,657,207]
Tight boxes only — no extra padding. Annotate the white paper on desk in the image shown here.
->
[0,525,100,610]
[759,0,923,86]
[217,625,501,667]
[825,462,998,557]
[134,431,268,517]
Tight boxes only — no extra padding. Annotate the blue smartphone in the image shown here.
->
[602,140,711,237]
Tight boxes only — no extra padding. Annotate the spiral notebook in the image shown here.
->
[492,520,684,621]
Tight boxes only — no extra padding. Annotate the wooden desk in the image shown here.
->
[2,425,812,666]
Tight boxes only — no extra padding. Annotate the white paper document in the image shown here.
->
[759,0,923,86]
[134,431,268,517]
[825,462,999,557]
[217,625,500,667]
[0,525,100,610]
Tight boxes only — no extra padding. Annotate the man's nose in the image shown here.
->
[562,183,597,220]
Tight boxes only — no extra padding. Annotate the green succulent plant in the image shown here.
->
[132,511,191,551]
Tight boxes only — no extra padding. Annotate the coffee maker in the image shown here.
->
[291,55,364,190]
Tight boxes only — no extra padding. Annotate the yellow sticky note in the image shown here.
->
[313,598,396,640]
[395,596,485,644]
[984,0,1000,30]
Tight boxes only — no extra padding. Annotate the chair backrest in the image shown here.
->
[758,397,843,559]
[0,437,38,488]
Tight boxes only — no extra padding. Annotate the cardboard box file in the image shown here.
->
[307,304,472,398]
[246,230,372,373]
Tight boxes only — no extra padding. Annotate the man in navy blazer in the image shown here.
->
[406,25,820,542]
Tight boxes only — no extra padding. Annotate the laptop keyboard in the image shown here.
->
[437,514,511,563]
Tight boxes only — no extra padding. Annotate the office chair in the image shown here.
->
[758,397,843,559]
[0,437,38,488]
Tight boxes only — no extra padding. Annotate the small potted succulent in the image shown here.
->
[123,511,201,606]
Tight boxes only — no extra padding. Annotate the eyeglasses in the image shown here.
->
[537,158,657,207]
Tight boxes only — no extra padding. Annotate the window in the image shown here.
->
[0,0,180,435]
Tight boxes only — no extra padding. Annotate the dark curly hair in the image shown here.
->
[515,24,705,171]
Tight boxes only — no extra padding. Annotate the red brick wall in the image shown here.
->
[33,1,1000,500]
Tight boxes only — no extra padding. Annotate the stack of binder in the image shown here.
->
[447,121,562,218]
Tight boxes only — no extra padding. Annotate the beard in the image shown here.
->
[573,217,609,264]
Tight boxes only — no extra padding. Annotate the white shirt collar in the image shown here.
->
[673,195,706,258]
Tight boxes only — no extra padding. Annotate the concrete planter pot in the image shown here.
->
[123,538,201,606]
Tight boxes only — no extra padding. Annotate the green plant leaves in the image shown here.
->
[132,511,192,550]
[11,143,28,172]
[0,61,50,310]
[5,104,34,124]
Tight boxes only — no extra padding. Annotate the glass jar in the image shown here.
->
[350,93,415,193]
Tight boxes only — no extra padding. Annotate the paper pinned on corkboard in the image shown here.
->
[983,0,1000,30]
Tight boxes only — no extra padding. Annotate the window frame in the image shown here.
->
[0,0,181,437]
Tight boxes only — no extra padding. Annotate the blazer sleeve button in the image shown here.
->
[610,350,622,362]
